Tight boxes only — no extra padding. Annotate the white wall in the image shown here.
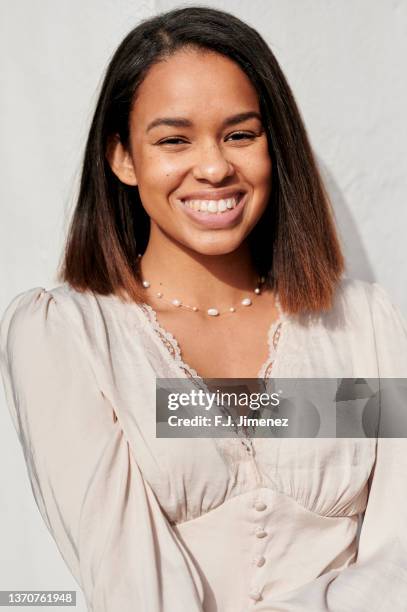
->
[155,0,407,310]
[1,1,406,609]
[0,2,156,609]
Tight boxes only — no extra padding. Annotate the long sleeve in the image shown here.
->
[0,287,204,612]
[255,282,407,612]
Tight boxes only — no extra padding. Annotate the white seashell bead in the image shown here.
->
[207,308,219,316]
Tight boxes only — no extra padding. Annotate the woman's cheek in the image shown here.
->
[145,153,187,187]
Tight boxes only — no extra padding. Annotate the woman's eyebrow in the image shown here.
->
[146,111,262,133]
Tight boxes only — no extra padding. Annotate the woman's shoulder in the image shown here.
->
[0,284,128,403]
[334,277,393,309]
[1,284,88,339]
[0,283,129,333]
[318,277,406,328]
[0,285,79,365]
[0,283,140,374]
[326,277,407,376]
[0,284,115,363]
[298,276,407,348]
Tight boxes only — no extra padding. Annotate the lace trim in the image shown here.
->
[138,303,200,378]
[256,320,283,378]
[136,298,287,465]
[256,294,284,378]
[139,296,285,381]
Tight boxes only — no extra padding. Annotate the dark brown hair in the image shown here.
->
[58,6,344,315]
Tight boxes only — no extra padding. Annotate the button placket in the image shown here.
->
[254,526,267,539]
[248,589,262,602]
[254,501,267,512]
[253,555,266,568]
[249,492,270,602]
[249,490,270,603]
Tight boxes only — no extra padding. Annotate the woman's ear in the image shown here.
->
[106,134,138,186]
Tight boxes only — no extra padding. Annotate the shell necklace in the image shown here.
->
[137,254,266,317]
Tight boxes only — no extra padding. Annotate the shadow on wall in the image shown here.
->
[317,159,376,284]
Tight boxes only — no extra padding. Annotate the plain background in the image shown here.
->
[0,1,406,609]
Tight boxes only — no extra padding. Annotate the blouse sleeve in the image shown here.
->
[0,287,204,612]
[255,282,407,612]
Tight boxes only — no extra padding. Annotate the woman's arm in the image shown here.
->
[255,284,407,611]
[255,437,407,611]
[0,287,204,612]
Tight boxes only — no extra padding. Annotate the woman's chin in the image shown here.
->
[180,235,246,257]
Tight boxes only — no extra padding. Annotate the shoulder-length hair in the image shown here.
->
[58,6,344,315]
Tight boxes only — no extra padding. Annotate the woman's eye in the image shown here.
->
[155,132,258,146]
[226,132,257,142]
[157,137,188,145]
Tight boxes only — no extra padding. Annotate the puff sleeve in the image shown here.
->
[0,288,204,612]
[255,283,407,611]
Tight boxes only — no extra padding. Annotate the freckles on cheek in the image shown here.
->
[143,160,182,196]
[150,151,179,176]
[142,155,170,181]
[157,161,184,186]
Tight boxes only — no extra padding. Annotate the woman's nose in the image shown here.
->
[192,143,235,183]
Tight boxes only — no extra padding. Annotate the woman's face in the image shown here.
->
[109,47,272,256]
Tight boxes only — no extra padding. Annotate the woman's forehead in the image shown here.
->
[131,48,260,126]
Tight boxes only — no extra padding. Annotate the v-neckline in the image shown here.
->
[135,296,287,380]
[132,296,290,450]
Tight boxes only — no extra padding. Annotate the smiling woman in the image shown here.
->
[1,5,407,612]
[59,7,345,320]
[107,49,272,261]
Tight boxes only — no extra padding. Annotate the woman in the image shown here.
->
[1,6,407,611]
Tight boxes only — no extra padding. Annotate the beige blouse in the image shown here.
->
[1,278,407,612]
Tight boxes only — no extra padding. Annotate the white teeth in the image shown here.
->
[182,195,240,214]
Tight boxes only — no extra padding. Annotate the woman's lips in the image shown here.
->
[177,192,247,229]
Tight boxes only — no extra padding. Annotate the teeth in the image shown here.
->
[183,196,240,214]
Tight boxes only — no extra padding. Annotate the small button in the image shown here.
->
[255,528,267,539]
[254,501,267,511]
[248,589,262,601]
[254,555,266,567]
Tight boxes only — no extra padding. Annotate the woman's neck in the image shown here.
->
[139,234,259,309]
